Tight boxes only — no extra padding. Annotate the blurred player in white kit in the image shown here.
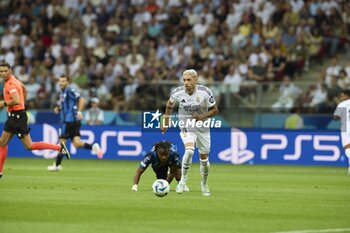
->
[161,69,219,196]
[333,90,350,175]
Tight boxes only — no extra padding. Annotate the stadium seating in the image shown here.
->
[326,119,341,130]
[254,113,334,129]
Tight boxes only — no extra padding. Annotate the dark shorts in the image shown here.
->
[152,165,181,180]
[152,165,168,180]
[4,110,30,139]
[59,122,81,140]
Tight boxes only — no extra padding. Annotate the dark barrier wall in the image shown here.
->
[4,124,348,166]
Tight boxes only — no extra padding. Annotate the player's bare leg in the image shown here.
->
[171,167,189,192]
[48,138,67,171]
[21,134,62,152]
[176,142,194,194]
[200,153,210,196]
[73,136,103,159]
[344,144,350,176]
[0,131,13,178]
[0,131,13,147]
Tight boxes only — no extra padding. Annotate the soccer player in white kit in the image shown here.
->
[333,90,350,175]
[161,69,219,196]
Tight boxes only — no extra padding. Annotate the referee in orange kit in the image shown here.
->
[0,61,70,178]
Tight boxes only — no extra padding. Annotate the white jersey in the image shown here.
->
[169,84,216,132]
[334,99,350,132]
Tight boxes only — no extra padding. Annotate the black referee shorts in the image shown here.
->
[4,110,30,139]
[59,122,81,140]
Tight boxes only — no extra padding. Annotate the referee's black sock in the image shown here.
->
[55,153,64,166]
[83,143,93,150]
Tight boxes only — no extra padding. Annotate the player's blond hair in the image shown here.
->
[183,69,198,80]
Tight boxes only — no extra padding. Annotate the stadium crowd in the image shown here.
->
[0,0,350,112]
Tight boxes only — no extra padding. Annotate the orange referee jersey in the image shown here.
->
[3,75,25,112]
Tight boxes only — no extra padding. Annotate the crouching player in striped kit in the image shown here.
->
[131,140,189,192]
[161,69,219,196]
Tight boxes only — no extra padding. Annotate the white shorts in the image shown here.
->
[341,132,350,148]
[180,130,211,154]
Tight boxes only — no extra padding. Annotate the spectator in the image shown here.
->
[85,97,104,126]
[271,75,302,112]
[0,28,16,50]
[0,0,349,115]
[223,65,242,95]
[148,16,163,38]
[248,57,269,82]
[327,76,342,111]
[268,48,286,81]
[226,6,242,31]
[192,17,208,38]
[110,77,125,111]
[337,69,350,90]
[52,57,66,77]
[309,82,328,112]
[94,78,110,109]
[125,47,144,75]
[304,28,323,61]
[325,57,341,88]
[26,76,41,109]
[328,76,342,102]
[81,5,97,29]
[15,66,30,84]
[284,107,304,129]
[262,21,280,45]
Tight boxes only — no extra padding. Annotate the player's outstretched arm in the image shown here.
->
[77,97,85,120]
[167,166,181,184]
[132,168,145,191]
[21,83,27,101]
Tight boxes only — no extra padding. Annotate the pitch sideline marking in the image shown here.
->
[273,228,350,233]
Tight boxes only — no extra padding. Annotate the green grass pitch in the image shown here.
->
[0,158,349,233]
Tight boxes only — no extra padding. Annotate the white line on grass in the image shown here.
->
[273,228,350,233]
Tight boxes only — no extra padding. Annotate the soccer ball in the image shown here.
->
[152,179,170,197]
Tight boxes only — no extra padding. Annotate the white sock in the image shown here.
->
[345,149,350,167]
[181,148,194,183]
[200,158,210,184]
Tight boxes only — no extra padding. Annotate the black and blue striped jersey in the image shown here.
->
[59,86,81,123]
[139,142,181,171]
